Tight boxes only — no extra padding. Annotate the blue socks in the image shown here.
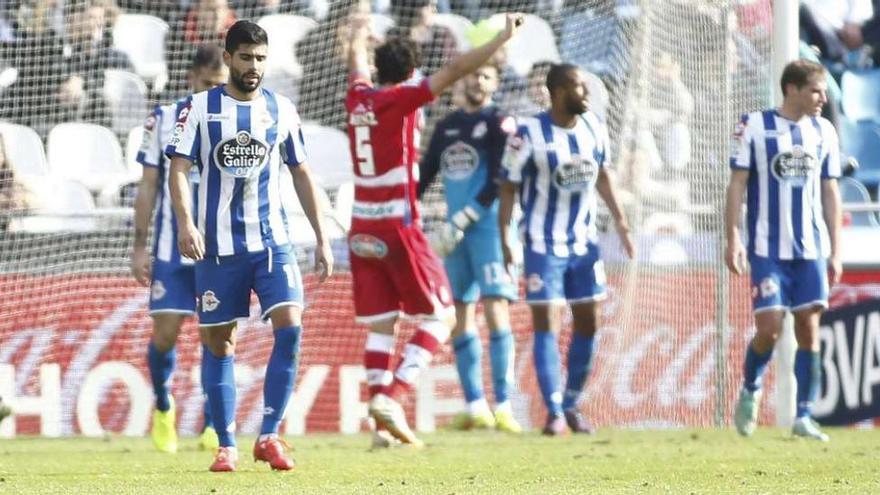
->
[489,329,514,405]
[200,345,213,430]
[203,349,237,447]
[453,332,484,403]
[533,331,562,416]
[147,342,176,412]
[743,344,773,392]
[562,335,595,411]
[261,326,302,435]
[795,350,820,418]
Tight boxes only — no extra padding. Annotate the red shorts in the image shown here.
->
[349,225,453,323]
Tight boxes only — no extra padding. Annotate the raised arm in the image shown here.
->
[427,13,523,96]
[290,163,334,282]
[348,14,372,84]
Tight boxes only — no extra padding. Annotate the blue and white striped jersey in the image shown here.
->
[500,111,610,257]
[137,98,198,265]
[165,85,307,257]
[731,109,840,260]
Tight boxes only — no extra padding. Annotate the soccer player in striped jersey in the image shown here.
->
[418,64,521,433]
[131,44,227,454]
[345,13,523,447]
[727,60,842,442]
[498,63,634,436]
[166,21,334,472]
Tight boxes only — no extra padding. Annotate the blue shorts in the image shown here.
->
[523,243,606,304]
[749,255,828,313]
[445,227,517,303]
[195,244,304,325]
[149,260,196,315]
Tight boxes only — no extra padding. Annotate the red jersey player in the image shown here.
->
[345,13,524,447]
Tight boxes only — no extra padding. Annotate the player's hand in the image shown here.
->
[178,222,205,261]
[500,13,525,41]
[828,255,843,286]
[428,222,464,258]
[315,240,334,283]
[131,246,151,286]
[616,221,635,259]
[349,12,370,41]
[725,240,746,275]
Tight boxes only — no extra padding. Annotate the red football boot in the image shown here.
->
[209,446,238,472]
[253,436,295,471]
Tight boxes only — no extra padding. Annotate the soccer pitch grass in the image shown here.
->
[1,428,878,494]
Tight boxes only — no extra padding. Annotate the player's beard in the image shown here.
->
[567,95,588,115]
[465,89,488,109]
[230,69,262,93]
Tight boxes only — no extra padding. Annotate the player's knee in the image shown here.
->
[269,304,302,329]
[201,324,236,357]
[482,297,510,330]
[151,314,184,353]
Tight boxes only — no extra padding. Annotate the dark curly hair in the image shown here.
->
[375,37,422,85]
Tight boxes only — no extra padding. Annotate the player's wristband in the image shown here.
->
[451,205,481,231]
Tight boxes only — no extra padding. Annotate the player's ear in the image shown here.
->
[222,50,232,68]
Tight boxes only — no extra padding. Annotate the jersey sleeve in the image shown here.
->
[598,122,612,169]
[821,122,841,179]
[730,114,753,171]
[280,100,307,167]
[500,123,532,184]
[165,99,200,162]
[418,118,444,199]
[136,106,163,168]
[388,78,435,116]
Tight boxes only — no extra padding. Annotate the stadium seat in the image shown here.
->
[278,166,345,245]
[0,122,49,177]
[838,176,879,227]
[841,69,880,121]
[112,14,169,89]
[258,15,318,80]
[301,123,353,189]
[370,13,395,39]
[125,126,144,179]
[433,13,474,50]
[103,69,149,137]
[47,123,133,197]
[7,178,97,232]
[839,117,880,189]
[488,13,560,76]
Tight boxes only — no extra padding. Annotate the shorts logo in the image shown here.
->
[759,277,779,299]
[553,155,598,192]
[201,290,220,312]
[349,233,388,258]
[441,141,479,180]
[527,273,544,293]
[150,280,166,301]
[212,130,268,178]
[472,120,487,139]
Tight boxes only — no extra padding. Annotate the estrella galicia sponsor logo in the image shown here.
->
[441,141,479,180]
[349,233,389,258]
[553,155,598,192]
[212,130,268,178]
[771,145,817,186]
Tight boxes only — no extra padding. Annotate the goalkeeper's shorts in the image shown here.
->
[445,228,517,304]
[748,255,828,314]
[194,244,303,326]
[349,225,454,323]
[149,259,196,315]
[522,242,607,304]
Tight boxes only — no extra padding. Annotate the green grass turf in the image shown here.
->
[0,428,878,494]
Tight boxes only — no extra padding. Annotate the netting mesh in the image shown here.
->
[0,0,776,437]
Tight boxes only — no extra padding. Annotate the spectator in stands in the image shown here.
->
[0,0,67,134]
[0,130,33,231]
[297,0,370,130]
[499,59,550,117]
[165,0,237,98]
[558,0,631,84]
[233,0,309,19]
[114,0,184,20]
[800,0,873,66]
[388,0,456,76]
[647,51,693,173]
[57,0,133,127]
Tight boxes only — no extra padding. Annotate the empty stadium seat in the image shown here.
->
[0,122,49,177]
[47,123,133,196]
[7,178,98,232]
[838,176,879,227]
[433,13,474,50]
[258,15,318,79]
[104,69,149,137]
[112,14,169,88]
[839,117,880,188]
[488,13,560,76]
[841,69,880,121]
[301,123,353,189]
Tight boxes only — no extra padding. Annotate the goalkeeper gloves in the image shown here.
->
[429,206,482,257]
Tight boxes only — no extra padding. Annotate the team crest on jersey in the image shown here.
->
[527,273,544,293]
[472,121,487,139]
[212,130,268,178]
[349,233,388,258]
[441,141,479,180]
[151,280,167,301]
[770,145,817,185]
[553,155,598,192]
[201,290,220,312]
